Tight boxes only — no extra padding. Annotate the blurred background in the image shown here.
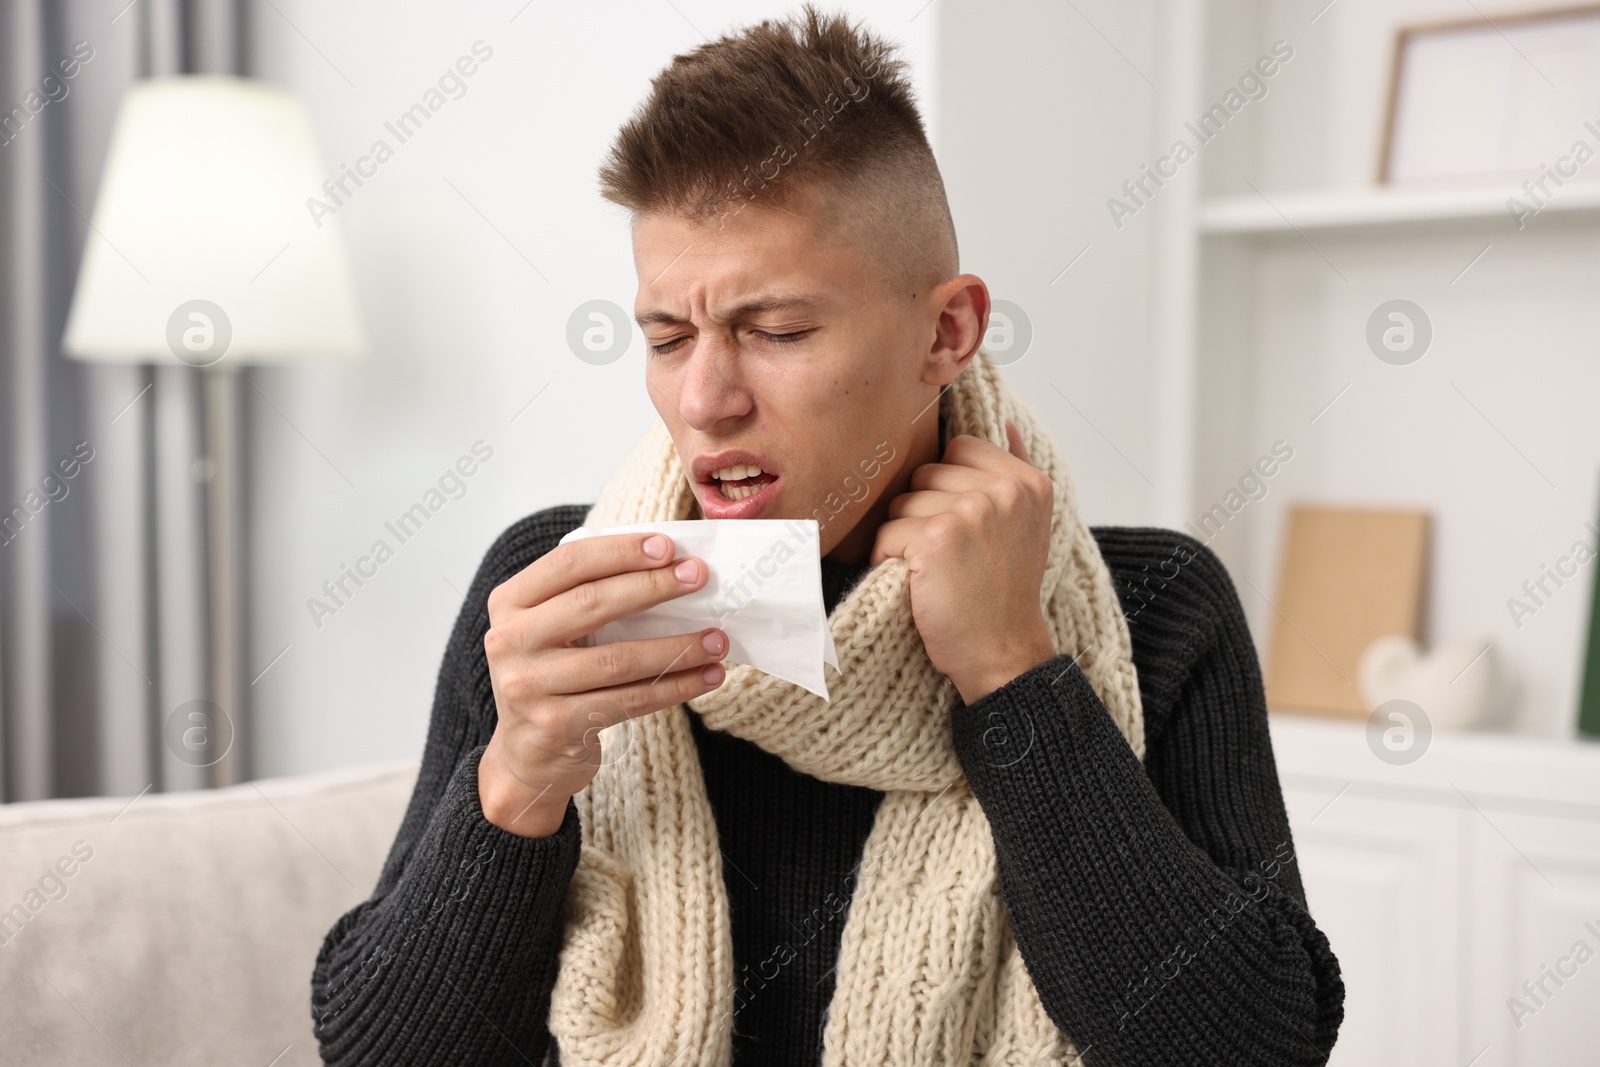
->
[3,0,1599,1064]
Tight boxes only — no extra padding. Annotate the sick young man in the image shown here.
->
[312,8,1343,1066]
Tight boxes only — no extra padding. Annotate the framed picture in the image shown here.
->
[1380,4,1600,184]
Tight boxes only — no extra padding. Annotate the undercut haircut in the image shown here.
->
[598,4,958,295]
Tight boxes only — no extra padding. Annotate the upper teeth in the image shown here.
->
[711,464,765,480]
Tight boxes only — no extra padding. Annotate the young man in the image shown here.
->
[312,8,1343,1066]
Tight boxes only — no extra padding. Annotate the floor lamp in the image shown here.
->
[61,77,364,788]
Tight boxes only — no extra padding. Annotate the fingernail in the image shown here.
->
[674,558,700,583]
[643,535,670,559]
[702,630,726,655]
[702,663,724,685]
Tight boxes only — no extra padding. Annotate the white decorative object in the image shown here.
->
[1358,633,1496,729]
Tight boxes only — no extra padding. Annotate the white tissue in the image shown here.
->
[557,519,839,700]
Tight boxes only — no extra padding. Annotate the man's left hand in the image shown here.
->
[871,419,1058,704]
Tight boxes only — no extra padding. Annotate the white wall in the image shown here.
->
[937,0,1162,530]
[247,1,941,776]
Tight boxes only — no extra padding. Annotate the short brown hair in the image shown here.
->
[599,5,957,291]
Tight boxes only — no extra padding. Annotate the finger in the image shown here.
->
[940,431,1013,470]
[886,489,963,520]
[539,628,728,695]
[908,462,994,494]
[570,661,728,729]
[533,555,711,647]
[1005,419,1035,466]
[496,532,677,611]
[942,431,1033,477]
[869,514,928,566]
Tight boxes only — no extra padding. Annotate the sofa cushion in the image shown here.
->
[0,761,416,1067]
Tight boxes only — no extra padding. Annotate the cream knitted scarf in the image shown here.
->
[546,353,1144,1066]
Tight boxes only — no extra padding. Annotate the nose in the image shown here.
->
[674,336,753,433]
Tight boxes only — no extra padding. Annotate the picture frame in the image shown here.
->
[1379,4,1600,184]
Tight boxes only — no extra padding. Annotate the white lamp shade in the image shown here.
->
[63,76,365,366]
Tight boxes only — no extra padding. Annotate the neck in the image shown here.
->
[823,401,945,567]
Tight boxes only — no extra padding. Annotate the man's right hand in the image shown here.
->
[476,531,727,838]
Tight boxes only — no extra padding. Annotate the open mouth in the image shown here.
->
[692,452,782,519]
[708,463,779,502]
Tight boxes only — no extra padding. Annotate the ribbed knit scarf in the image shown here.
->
[546,353,1144,1066]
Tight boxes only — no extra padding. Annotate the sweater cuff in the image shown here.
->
[949,652,1134,778]
[312,746,581,1051]
[395,743,583,931]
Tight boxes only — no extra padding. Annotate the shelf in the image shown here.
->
[1268,712,1600,813]
[1198,181,1600,236]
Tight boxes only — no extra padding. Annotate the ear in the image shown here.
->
[921,273,991,388]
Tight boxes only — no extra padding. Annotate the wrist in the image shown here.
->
[477,743,569,839]
[956,627,1056,704]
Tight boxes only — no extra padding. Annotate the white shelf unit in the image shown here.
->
[1151,0,1600,743]
[1149,2,1600,1062]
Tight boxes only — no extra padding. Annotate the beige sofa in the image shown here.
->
[0,762,417,1067]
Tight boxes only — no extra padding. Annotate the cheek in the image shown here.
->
[644,365,679,422]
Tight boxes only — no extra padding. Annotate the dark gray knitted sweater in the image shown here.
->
[311,504,1344,1065]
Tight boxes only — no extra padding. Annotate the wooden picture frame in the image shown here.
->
[1378,4,1600,184]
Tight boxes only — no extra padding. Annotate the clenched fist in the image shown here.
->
[871,420,1058,704]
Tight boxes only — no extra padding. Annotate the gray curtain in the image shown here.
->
[0,0,250,801]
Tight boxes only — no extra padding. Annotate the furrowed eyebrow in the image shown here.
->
[635,295,819,330]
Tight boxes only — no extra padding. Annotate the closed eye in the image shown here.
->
[754,329,812,346]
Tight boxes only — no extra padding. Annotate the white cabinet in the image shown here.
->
[1283,786,1462,1066]
[1270,715,1600,1065]
[1465,810,1600,1066]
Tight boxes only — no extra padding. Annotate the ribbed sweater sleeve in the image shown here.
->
[311,505,593,1067]
[948,529,1344,1066]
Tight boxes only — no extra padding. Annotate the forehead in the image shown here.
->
[630,190,869,316]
